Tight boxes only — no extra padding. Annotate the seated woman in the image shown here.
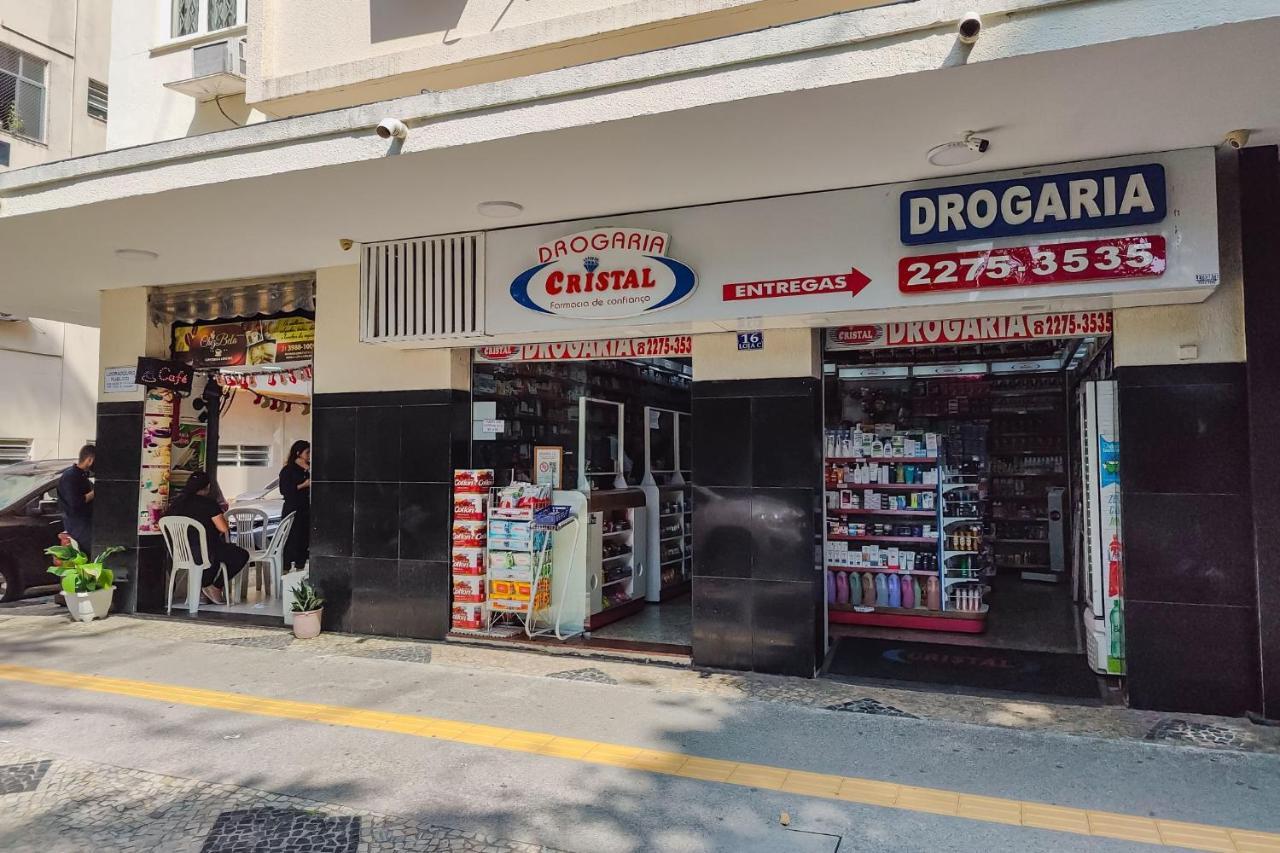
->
[166,470,248,605]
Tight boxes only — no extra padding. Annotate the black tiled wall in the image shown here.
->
[309,389,469,640]
[1118,363,1260,716]
[690,377,822,677]
[1240,146,1280,719]
[91,401,144,613]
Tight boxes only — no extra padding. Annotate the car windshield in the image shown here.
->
[0,468,51,511]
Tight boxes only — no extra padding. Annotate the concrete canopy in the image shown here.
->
[1,3,1278,326]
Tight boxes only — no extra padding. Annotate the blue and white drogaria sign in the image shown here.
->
[900,164,1166,246]
[509,228,697,319]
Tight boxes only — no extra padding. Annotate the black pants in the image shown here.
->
[283,509,310,572]
[202,541,249,589]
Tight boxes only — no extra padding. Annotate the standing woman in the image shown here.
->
[280,440,311,572]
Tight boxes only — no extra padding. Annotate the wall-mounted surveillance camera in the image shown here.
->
[339,238,354,251]
[1223,129,1250,150]
[376,118,409,141]
[966,135,991,154]
[958,12,982,44]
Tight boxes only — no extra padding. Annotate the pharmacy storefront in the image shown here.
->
[314,146,1251,712]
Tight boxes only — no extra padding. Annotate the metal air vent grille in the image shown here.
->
[360,233,485,342]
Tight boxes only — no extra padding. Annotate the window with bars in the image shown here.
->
[0,438,33,464]
[220,444,271,467]
[87,79,107,121]
[0,45,46,143]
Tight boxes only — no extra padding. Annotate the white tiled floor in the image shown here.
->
[589,596,692,646]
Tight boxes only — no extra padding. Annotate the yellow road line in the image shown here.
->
[0,663,1273,852]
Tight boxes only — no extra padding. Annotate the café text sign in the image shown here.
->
[509,228,697,320]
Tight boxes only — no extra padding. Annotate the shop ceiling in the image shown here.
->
[1,13,1278,326]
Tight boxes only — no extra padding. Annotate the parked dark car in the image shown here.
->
[0,459,74,601]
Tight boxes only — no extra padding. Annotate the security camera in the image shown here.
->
[339,238,354,251]
[1223,129,1250,150]
[965,134,990,154]
[958,12,982,44]
[376,118,409,141]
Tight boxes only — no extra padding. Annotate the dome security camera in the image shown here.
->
[958,12,982,44]
[1223,129,1250,150]
[376,118,409,141]
[965,135,991,154]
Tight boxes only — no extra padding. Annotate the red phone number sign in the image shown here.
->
[899,235,1166,293]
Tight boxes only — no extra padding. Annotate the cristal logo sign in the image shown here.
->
[509,228,697,319]
[833,325,880,345]
[477,345,520,361]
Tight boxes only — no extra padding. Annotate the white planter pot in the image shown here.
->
[292,608,323,639]
[66,587,113,623]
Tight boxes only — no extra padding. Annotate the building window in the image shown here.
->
[87,79,108,122]
[0,438,33,464]
[173,0,243,39]
[220,444,271,467]
[0,45,46,143]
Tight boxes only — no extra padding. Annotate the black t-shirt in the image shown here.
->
[167,494,223,558]
[56,465,92,534]
[279,463,310,515]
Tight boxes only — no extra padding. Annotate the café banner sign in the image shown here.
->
[173,315,315,368]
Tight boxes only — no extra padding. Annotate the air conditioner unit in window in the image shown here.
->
[165,38,247,100]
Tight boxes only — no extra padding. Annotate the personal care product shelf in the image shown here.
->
[826,484,936,493]
[826,508,935,518]
[827,534,936,545]
[826,565,936,577]
[826,456,938,465]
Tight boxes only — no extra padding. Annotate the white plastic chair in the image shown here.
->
[246,511,296,603]
[226,507,270,602]
[159,516,231,615]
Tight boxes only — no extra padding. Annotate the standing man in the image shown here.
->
[57,444,96,555]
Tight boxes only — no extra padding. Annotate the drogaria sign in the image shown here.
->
[508,228,696,319]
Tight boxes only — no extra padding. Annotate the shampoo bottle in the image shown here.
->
[874,573,888,606]
[887,574,901,607]
[826,570,837,604]
[901,574,915,608]
[835,571,849,605]
[861,572,875,606]
[925,576,941,611]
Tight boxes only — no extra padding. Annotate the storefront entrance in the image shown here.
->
[454,336,694,652]
[819,316,1120,700]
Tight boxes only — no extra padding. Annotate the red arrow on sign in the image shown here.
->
[721,268,872,302]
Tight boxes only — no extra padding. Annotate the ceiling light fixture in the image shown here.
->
[114,248,159,262]
[926,132,991,167]
[477,201,524,219]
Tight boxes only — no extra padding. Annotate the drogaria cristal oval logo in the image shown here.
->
[509,228,696,319]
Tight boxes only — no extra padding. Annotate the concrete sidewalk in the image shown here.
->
[0,609,1277,852]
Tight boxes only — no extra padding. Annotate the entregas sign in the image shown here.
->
[509,228,696,319]
[900,164,1166,246]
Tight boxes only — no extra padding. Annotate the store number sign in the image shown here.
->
[899,236,1165,294]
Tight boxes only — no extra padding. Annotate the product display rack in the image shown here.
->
[823,429,989,633]
[585,490,647,631]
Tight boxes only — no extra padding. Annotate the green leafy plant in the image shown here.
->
[290,580,324,613]
[3,103,24,136]
[44,545,124,595]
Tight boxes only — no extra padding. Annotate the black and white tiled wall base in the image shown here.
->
[308,389,470,641]
[91,401,144,613]
[1118,363,1260,716]
[690,377,823,678]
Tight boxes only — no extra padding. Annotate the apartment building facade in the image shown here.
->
[2,1,1280,720]
[0,1,108,462]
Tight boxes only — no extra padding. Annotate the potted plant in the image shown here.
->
[290,580,324,639]
[44,545,125,623]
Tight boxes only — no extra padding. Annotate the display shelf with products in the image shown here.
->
[585,490,648,631]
